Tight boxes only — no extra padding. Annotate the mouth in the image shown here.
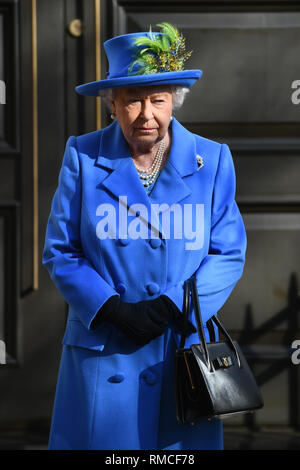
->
[135,127,157,132]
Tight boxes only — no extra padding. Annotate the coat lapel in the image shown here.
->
[95,118,199,237]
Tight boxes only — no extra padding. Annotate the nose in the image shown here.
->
[140,98,154,121]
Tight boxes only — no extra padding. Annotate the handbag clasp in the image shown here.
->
[214,356,233,369]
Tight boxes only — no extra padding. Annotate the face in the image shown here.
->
[111,86,173,151]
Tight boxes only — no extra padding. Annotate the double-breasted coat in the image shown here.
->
[42,117,247,450]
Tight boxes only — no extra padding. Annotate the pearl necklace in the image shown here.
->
[133,139,166,188]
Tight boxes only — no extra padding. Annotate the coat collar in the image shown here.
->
[95,118,199,237]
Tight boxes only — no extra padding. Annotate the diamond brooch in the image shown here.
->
[196,154,204,170]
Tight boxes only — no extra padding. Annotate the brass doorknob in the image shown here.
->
[68,19,83,38]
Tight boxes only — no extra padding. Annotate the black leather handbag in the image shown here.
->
[175,276,264,424]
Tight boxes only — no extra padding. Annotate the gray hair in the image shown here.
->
[171,86,190,110]
[100,85,189,111]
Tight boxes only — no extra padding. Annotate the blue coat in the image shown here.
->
[42,117,247,450]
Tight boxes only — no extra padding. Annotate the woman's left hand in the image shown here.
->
[149,295,197,336]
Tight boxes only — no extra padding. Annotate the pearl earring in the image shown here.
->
[111,113,116,120]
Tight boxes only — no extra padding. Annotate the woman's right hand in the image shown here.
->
[93,295,195,345]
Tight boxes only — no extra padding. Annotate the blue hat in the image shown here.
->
[75,26,202,97]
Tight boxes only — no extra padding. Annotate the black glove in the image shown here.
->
[159,295,196,336]
[92,295,196,345]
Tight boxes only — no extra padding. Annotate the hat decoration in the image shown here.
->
[129,23,193,75]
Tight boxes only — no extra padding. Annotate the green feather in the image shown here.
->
[161,34,170,51]
[133,36,163,54]
[156,22,178,45]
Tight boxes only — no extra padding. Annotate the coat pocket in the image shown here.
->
[62,319,112,352]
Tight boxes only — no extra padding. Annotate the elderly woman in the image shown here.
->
[43,24,247,450]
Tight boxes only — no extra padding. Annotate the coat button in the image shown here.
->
[116,283,127,294]
[108,374,125,383]
[141,371,157,386]
[119,238,130,246]
[147,282,160,295]
[149,238,162,248]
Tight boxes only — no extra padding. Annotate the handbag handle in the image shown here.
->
[189,277,213,372]
[180,275,242,370]
[179,280,191,349]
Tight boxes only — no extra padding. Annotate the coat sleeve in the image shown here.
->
[163,143,247,324]
[42,136,119,330]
